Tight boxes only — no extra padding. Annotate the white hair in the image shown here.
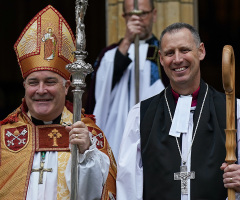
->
[62,77,67,86]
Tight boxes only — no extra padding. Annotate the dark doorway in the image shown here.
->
[198,0,240,98]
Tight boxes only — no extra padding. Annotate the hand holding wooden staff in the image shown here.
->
[221,45,238,200]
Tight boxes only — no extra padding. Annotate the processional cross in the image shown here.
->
[174,165,195,194]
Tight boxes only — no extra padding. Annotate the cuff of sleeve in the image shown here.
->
[78,132,97,164]
[115,48,132,64]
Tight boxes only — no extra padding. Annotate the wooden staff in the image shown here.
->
[222,45,237,200]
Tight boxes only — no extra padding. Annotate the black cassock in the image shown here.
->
[140,79,233,200]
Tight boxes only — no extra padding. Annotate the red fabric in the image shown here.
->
[84,114,96,123]
[171,86,200,107]
[0,113,19,125]
[36,125,70,151]
[65,100,73,112]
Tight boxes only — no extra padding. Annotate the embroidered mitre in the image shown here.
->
[14,5,76,80]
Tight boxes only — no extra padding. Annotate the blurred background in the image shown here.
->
[0,0,240,120]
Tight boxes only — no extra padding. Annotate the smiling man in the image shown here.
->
[24,71,70,122]
[159,24,205,95]
[116,22,240,199]
[0,5,116,200]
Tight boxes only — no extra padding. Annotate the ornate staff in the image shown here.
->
[66,0,93,199]
[130,0,142,103]
[222,45,237,200]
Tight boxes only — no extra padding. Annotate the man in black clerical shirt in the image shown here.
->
[116,22,240,200]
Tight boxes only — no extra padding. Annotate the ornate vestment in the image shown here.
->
[0,100,116,200]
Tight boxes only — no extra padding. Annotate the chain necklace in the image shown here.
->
[164,84,208,194]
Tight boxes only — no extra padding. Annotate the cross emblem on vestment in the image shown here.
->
[31,160,52,184]
[48,128,62,147]
[174,165,195,194]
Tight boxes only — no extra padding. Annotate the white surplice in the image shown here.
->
[94,43,165,160]
[116,99,240,200]
[26,134,110,200]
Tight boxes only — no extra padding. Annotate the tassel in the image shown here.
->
[0,112,19,125]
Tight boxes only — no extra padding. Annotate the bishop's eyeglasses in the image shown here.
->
[123,9,154,19]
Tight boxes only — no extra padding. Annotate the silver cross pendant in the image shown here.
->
[174,165,195,194]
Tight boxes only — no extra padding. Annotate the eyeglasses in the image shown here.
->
[123,9,154,19]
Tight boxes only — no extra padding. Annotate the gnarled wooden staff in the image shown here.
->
[222,45,237,200]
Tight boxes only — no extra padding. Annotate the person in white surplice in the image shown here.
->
[116,22,240,200]
[0,5,116,200]
[91,0,169,161]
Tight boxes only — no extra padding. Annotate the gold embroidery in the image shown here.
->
[57,152,71,200]
[48,128,62,147]
[13,129,20,136]
[56,106,73,199]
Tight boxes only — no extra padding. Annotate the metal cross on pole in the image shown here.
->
[66,0,93,199]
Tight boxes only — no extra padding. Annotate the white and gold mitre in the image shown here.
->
[14,5,76,80]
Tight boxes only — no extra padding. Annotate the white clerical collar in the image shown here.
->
[43,121,53,125]
[139,40,146,44]
[169,95,192,137]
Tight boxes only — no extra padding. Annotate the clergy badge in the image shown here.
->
[48,128,62,147]
[36,125,70,151]
[88,127,105,150]
[4,125,29,152]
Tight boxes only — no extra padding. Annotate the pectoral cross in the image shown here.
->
[48,128,62,147]
[174,165,195,194]
[31,152,52,184]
